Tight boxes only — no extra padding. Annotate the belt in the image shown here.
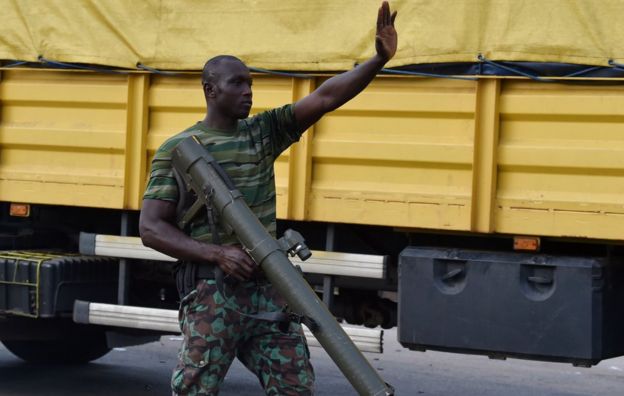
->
[196,264,216,279]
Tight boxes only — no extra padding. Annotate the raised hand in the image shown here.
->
[375,1,398,62]
[292,1,399,132]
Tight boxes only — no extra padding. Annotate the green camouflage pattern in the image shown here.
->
[143,104,302,245]
[172,278,315,395]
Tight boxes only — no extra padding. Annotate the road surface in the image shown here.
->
[0,328,622,395]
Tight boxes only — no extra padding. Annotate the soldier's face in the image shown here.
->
[210,60,253,120]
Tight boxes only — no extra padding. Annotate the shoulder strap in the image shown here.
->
[173,167,206,230]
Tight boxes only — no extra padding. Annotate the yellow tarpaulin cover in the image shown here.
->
[1,0,623,71]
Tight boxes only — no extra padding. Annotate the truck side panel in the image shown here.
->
[0,70,129,208]
[496,80,624,239]
[1,69,623,240]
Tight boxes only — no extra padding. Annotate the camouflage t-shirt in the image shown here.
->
[143,104,302,245]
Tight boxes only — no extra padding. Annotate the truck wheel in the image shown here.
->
[2,331,111,364]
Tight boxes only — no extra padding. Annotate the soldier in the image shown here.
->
[139,2,397,395]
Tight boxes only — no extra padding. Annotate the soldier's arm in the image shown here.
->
[139,199,255,281]
[293,1,397,131]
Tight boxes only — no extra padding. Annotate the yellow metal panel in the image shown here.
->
[495,207,624,241]
[2,68,623,243]
[0,126,125,150]
[0,179,123,208]
[307,77,475,230]
[286,78,315,220]
[0,70,128,208]
[257,75,298,219]
[123,74,149,210]
[0,70,127,105]
[495,81,624,240]
[274,152,290,219]
[499,85,624,117]
[470,79,501,233]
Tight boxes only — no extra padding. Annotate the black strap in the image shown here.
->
[179,199,204,230]
[173,167,202,230]
[208,157,237,191]
[175,261,199,299]
[195,264,215,279]
[285,311,319,332]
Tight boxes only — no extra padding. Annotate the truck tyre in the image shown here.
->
[1,331,110,364]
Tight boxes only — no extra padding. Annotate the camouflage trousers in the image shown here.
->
[172,278,315,395]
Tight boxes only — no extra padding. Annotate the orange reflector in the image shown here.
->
[9,203,31,217]
[513,236,540,251]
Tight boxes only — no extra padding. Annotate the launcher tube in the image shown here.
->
[172,136,393,396]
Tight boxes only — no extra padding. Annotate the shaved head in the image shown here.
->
[201,55,246,86]
[200,55,253,120]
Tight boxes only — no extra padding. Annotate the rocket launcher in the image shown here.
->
[171,136,394,396]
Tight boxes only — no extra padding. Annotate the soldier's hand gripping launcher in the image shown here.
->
[172,136,394,396]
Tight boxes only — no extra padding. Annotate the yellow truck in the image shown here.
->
[1,1,623,366]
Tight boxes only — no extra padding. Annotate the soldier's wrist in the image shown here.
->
[203,244,224,263]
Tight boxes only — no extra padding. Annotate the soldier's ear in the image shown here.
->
[203,82,217,98]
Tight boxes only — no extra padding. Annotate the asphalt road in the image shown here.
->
[1,328,622,395]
